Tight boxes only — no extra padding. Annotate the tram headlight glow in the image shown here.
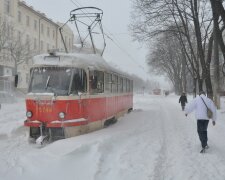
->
[26,111,33,118]
[59,112,65,119]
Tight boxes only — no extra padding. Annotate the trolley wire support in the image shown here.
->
[59,7,106,55]
[59,27,69,53]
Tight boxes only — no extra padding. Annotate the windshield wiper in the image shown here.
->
[45,75,50,90]
[45,75,57,96]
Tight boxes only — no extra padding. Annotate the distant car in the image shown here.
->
[164,90,169,96]
[153,89,161,95]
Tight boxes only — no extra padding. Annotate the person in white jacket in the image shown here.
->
[185,91,217,153]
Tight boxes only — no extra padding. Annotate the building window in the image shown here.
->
[52,30,55,39]
[26,35,29,42]
[26,73,29,83]
[18,11,21,23]
[65,36,67,45]
[69,38,71,49]
[40,40,43,51]
[34,20,37,30]
[26,15,30,27]
[17,72,22,84]
[41,24,44,34]
[47,27,50,37]
[4,0,10,14]
[26,35,30,51]
[34,38,37,49]
[17,31,21,42]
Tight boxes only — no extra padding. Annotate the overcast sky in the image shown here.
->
[24,0,168,87]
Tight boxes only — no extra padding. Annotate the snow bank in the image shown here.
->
[1,94,225,180]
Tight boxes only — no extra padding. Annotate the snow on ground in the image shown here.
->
[1,94,225,180]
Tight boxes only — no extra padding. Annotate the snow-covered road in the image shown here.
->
[1,94,225,180]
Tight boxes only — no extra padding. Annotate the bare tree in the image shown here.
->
[7,31,34,76]
[210,0,225,52]
[147,32,184,94]
[0,21,10,53]
[209,0,225,108]
[0,20,36,88]
[130,0,214,96]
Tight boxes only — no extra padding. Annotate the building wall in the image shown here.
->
[0,0,75,90]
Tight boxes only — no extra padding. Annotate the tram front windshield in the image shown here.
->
[29,67,72,95]
[29,67,87,96]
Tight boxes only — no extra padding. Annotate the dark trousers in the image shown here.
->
[181,105,185,111]
[181,103,185,111]
[197,120,209,148]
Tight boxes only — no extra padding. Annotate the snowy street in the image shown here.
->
[1,94,225,180]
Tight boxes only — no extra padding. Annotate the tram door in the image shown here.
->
[70,69,88,119]
[89,70,105,122]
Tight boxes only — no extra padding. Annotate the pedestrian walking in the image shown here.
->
[185,91,217,153]
[179,92,188,111]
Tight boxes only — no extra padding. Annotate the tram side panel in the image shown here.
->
[85,96,106,132]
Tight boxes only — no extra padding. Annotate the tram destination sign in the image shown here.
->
[43,56,60,65]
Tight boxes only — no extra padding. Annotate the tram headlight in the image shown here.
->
[26,111,33,118]
[59,112,65,119]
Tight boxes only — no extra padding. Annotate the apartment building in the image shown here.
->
[0,0,74,90]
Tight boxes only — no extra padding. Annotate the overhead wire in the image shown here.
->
[69,0,147,72]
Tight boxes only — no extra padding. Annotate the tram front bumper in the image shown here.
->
[24,118,88,128]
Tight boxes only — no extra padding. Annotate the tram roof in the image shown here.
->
[31,52,132,79]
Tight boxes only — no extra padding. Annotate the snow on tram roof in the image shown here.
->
[32,52,109,69]
[31,52,132,78]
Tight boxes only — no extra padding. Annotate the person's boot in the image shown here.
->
[200,148,206,153]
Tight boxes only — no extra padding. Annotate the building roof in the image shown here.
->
[18,1,59,27]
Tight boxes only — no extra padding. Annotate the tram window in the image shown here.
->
[89,71,104,94]
[47,68,71,94]
[29,67,72,96]
[111,75,115,93]
[126,80,130,92]
[130,80,133,92]
[105,73,111,93]
[116,76,119,93]
[70,69,87,94]
[115,75,118,93]
[90,75,97,89]
[118,77,123,93]
[123,78,126,92]
[112,75,118,93]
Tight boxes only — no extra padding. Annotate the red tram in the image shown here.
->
[24,51,133,142]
